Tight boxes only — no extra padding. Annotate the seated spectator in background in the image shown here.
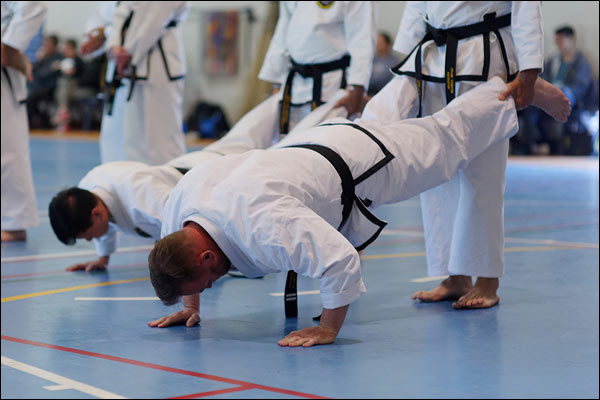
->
[53,39,94,131]
[512,25,593,155]
[27,34,62,129]
[367,32,399,97]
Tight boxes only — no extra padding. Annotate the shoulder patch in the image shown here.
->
[317,1,335,9]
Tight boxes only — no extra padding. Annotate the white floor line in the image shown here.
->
[75,297,159,301]
[1,245,154,263]
[411,275,448,283]
[380,229,424,237]
[1,356,127,399]
[269,290,320,297]
[504,237,599,248]
[43,384,71,391]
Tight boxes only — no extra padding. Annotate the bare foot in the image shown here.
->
[453,277,499,309]
[1,230,27,242]
[412,275,473,302]
[531,77,571,123]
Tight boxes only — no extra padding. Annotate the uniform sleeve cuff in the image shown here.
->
[320,278,366,309]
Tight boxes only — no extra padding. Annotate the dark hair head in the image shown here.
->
[46,35,59,46]
[65,38,78,49]
[48,187,98,245]
[148,231,198,306]
[379,31,392,45]
[555,26,575,37]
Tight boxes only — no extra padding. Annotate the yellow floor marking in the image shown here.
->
[1,277,149,303]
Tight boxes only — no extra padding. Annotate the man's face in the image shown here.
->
[555,34,575,58]
[76,209,109,241]
[376,35,390,57]
[178,253,229,295]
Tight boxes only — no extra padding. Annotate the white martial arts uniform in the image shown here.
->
[1,1,46,231]
[84,1,128,164]
[161,77,518,309]
[361,1,544,278]
[103,1,188,165]
[78,96,345,258]
[258,1,375,132]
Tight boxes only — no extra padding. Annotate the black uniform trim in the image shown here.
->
[279,54,350,134]
[391,12,513,116]
[280,122,394,318]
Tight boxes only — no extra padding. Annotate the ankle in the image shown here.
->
[474,277,499,290]
[447,275,473,287]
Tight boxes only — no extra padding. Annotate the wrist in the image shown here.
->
[519,69,540,84]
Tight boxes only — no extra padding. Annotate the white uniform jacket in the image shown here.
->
[106,1,189,81]
[1,1,46,102]
[79,162,184,257]
[258,1,376,104]
[394,1,543,85]
[161,78,519,309]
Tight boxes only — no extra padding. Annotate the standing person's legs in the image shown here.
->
[411,80,472,301]
[99,83,127,163]
[124,55,186,165]
[1,74,39,241]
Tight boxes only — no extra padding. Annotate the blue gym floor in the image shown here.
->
[2,137,599,399]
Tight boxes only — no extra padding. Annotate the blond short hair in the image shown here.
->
[148,230,197,305]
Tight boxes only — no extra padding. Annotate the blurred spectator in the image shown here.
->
[26,34,62,129]
[512,26,594,155]
[367,32,400,96]
[53,38,97,131]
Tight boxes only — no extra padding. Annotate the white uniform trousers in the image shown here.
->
[362,71,509,278]
[1,71,38,230]
[102,54,186,166]
[99,81,127,163]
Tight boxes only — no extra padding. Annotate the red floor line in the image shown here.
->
[1,263,148,280]
[169,385,254,399]
[1,335,328,399]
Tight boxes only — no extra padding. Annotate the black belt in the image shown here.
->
[104,15,179,115]
[279,54,350,134]
[2,67,26,105]
[391,12,514,117]
[280,123,394,318]
[174,167,189,175]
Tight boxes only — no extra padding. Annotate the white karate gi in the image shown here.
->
[104,1,189,165]
[361,1,544,278]
[1,1,46,231]
[80,95,344,258]
[258,1,375,130]
[79,162,182,257]
[161,77,518,309]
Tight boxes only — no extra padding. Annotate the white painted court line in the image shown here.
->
[43,384,71,391]
[1,356,127,399]
[1,245,154,263]
[380,229,424,237]
[504,237,599,249]
[75,297,159,301]
[411,275,448,283]
[269,290,320,297]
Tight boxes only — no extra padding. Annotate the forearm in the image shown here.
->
[319,304,349,336]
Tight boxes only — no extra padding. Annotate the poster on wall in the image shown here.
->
[203,10,239,77]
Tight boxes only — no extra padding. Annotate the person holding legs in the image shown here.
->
[147,77,569,346]
[361,1,545,309]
